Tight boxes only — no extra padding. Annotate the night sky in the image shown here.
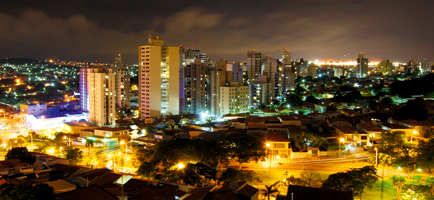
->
[1,0,433,64]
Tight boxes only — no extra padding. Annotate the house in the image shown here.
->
[266,131,292,160]
[383,123,414,140]
[308,112,327,121]
[55,185,118,200]
[356,123,383,141]
[63,121,99,134]
[335,126,369,146]
[278,115,302,126]
[275,106,294,115]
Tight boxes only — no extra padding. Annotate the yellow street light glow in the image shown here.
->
[120,141,125,145]
[177,163,185,169]
[340,138,345,143]
[266,143,270,147]
[413,130,417,134]
[276,155,280,159]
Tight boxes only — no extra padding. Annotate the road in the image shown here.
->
[226,156,368,171]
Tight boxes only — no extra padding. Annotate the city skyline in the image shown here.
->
[0,0,433,64]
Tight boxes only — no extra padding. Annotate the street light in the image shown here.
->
[339,138,345,159]
[108,154,116,171]
[176,163,185,169]
[266,142,271,178]
[411,130,417,142]
[120,140,127,156]
[374,147,378,168]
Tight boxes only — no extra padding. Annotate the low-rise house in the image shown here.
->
[356,123,383,141]
[266,131,292,160]
[335,126,369,146]
[63,121,99,134]
[278,115,302,126]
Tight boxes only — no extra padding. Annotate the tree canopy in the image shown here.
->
[5,147,35,164]
[0,183,57,200]
[416,138,434,173]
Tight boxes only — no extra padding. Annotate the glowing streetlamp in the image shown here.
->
[266,142,272,178]
[374,147,378,168]
[176,163,185,169]
[411,130,417,142]
[339,138,345,159]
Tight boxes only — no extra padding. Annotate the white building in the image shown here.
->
[20,103,47,115]
[219,82,249,116]
[138,35,180,118]
[87,67,116,126]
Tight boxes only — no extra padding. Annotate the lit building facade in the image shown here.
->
[79,68,89,111]
[183,58,210,114]
[210,60,233,116]
[138,35,180,118]
[246,50,262,83]
[87,67,116,126]
[356,53,368,78]
[219,82,249,116]
[112,55,130,108]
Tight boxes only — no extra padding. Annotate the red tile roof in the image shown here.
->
[267,132,290,142]
[56,185,118,200]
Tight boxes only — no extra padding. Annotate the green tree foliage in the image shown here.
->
[131,147,154,167]
[425,177,434,198]
[218,168,255,184]
[378,131,412,159]
[391,175,406,200]
[63,147,83,165]
[150,139,226,167]
[380,97,394,105]
[0,183,58,200]
[136,161,158,179]
[390,74,434,98]
[51,132,66,148]
[85,139,94,156]
[260,182,280,200]
[322,166,378,200]
[160,162,217,186]
[5,147,35,164]
[416,138,434,173]
[223,133,266,167]
[305,95,321,104]
[397,97,427,121]
[285,94,303,107]
[289,131,327,152]
[7,136,27,148]
[34,142,50,154]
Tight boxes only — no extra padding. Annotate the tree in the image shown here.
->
[34,142,50,154]
[0,183,58,200]
[7,136,27,148]
[416,138,434,173]
[391,175,406,200]
[305,95,321,104]
[322,166,378,200]
[136,161,158,179]
[85,139,94,156]
[425,176,434,199]
[223,133,266,169]
[260,182,280,200]
[5,147,35,164]
[63,147,83,165]
[380,97,393,105]
[218,168,254,184]
[396,97,427,121]
[348,166,379,200]
[131,147,153,167]
[378,131,410,159]
[285,94,303,107]
[289,131,327,152]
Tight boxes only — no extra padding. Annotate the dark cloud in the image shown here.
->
[0,0,433,64]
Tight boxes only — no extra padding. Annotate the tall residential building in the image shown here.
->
[356,53,368,78]
[250,75,271,107]
[279,48,295,93]
[79,67,89,111]
[87,67,116,126]
[246,50,262,83]
[183,58,210,114]
[308,64,318,78]
[263,55,280,100]
[210,60,233,116]
[230,62,244,82]
[219,82,249,116]
[419,58,432,73]
[138,35,180,118]
[112,55,130,108]
[378,58,393,75]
